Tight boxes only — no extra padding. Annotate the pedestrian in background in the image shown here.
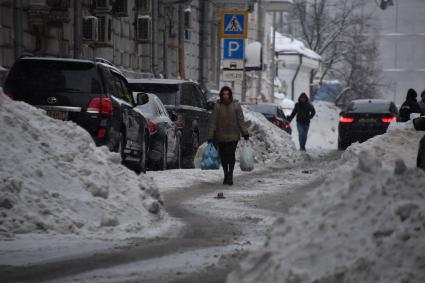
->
[399,88,423,122]
[418,90,425,115]
[208,86,249,185]
[288,92,316,151]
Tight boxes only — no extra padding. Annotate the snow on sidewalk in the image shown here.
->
[227,121,425,283]
[0,94,178,243]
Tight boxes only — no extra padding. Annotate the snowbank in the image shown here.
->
[227,122,425,283]
[308,101,340,150]
[241,107,299,163]
[342,121,423,168]
[0,95,171,240]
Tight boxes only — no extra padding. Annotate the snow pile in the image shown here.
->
[0,95,169,239]
[227,123,425,283]
[342,121,423,168]
[308,101,340,150]
[241,107,299,163]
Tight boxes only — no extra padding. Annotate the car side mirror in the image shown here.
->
[137,93,149,105]
[206,101,215,110]
[413,116,425,131]
[170,111,178,122]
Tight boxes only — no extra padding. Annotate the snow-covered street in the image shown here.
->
[1,94,425,283]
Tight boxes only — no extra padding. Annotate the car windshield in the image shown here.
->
[6,60,101,94]
[137,101,156,116]
[129,83,178,106]
[347,102,390,113]
[245,104,277,115]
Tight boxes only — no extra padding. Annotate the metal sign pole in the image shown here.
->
[242,54,246,102]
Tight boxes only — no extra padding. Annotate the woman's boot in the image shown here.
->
[222,163,229,184]
[227,163,235,185]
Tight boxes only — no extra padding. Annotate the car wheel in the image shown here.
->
[190,133,199,168]
[338,136,349,150]
[158,140,167,171]
[174,135,182,169]
[117,131,126,161]
[134,132,147,174]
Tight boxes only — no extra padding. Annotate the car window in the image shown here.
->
[245,104,277,115]
[5,60,102,94]
[181,84,199,107]
[116,75,133,105]
[194,84,207,105]
[347,101,392,113]
[155,96,169,117]
[137,100,156,115]
[389,102,398,114]
[129,83,178,106]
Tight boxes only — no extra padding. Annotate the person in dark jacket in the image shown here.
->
[399,88,423,122]
[208,86,249,185]
[418,90,425,115]
[288,93,316,151]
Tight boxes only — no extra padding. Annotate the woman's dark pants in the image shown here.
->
[297,122,310,150]
[218,141,238,185]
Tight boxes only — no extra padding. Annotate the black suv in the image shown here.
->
[127,79,212,168]
[3,57,149,173]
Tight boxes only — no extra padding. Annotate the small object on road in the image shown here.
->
[215,192,225,199]
[302,170,311,174]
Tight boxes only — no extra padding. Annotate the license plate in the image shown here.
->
[359,118,376,123]
[46,110,69,121]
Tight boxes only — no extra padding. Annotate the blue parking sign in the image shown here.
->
[223,39,244,60]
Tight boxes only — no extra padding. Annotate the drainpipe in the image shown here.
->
[198,0,207,88]
[73,0,82,58]
[152,0,159,76]
[14,0,24,59]
[177,4,185,79]
[291,54,302,101]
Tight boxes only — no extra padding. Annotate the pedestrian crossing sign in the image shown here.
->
[220,10,248,39]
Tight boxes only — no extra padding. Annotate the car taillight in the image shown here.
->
[3,90,15,100]
[274,116,282,127]
[340,116,354,123]
[97,128,106,139]
[148,121,157,133]
[87,98,113,116]
[175,114,184,129]
[381,116,396,123]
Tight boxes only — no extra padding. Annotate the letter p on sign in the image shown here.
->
[223,39,244,60]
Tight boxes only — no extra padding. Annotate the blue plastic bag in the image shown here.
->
[201,143,220,170]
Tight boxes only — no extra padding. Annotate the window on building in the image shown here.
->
[97,14,112,42]
[136,0,150,12]
[184,7,191,29]
[95,0,109,9]
[113,0,128,16]
[137,16,151,41]
[82,16,98,41]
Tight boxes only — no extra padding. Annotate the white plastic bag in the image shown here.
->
[194,142,208,168]
[239,140,254,171]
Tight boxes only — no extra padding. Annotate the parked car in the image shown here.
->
[3,56,149,173]
[242,102,292,134]
[127,79,212,168]
[413,116,425,171]
[133,92,182,170]
[338,99,398,150]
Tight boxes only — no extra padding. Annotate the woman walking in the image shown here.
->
[288,92,316,151]
[208,86,249,185]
